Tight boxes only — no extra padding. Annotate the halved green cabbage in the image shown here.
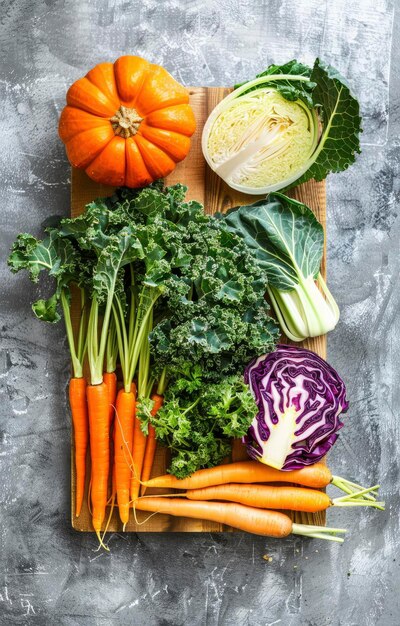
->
[207,88,317,190]
[202,59,362,194]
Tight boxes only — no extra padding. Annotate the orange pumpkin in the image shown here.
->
[59,56,196,187]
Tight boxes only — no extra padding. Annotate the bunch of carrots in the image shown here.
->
[8,194,171,545]
[69,285,167,545]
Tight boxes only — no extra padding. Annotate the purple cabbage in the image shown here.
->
[243,344,349,470]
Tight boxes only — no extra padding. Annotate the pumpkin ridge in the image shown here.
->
[85,65,120,107]
[66,126,115,169]
[134,134,175,179]
[113,56,149,108]
[60,55,195,187]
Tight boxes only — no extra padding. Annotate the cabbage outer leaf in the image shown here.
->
[292,59,362,186]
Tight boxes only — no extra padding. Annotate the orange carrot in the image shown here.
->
[143,462,381,505]
[86,382,110,536]
[103,371,117,426]
[186,484,331,512]
[140,393,164,495]
[134,498,346,541]
[136,497,291,536]
[69,377,89,517]
[186,483,384,512]
[130,401,147,503]
[114,383,136,525]
[142,461,332,491]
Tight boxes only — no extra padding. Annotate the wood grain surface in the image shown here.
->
[71,86,327,533]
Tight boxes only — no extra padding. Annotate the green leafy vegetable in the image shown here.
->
[139,364,257,478]
[150,213,279,381]
[293,59,362,186]
[221,192,339,342]
[8,230,88,376]
[235,59,315,107]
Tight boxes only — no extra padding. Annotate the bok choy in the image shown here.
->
[221,192,339,342]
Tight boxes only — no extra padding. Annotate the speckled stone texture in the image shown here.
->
[1,1,399,624]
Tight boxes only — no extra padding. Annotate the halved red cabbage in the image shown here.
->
[243,344,349,470]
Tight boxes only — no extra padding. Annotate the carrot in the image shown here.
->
[69,377,89,517]
[130,311,156,503]
[142,461,332,490]
[140,393,164,495]
[134,497,346,541]
[130,403,147,503]
[186,483,385,512]
[187,484,330,512]
[103,371,117,426]
[114,383,136,525]
[86,382,110,537]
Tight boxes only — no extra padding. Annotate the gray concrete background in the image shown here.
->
[1,1,399,624]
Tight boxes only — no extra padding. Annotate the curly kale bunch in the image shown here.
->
[139,364,259,478]
[147,189,279,382]
[109,183,279,476]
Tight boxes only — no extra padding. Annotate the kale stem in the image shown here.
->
[182,397,201,415]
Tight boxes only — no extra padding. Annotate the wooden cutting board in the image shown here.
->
[71,86,326,533]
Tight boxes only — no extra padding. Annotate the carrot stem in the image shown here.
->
[128,264,136,349]
[332,486,384,510]
[77,288,88,366]
[106,315,118,375]
[331,475,379,501]
[292,524,346,542]
[157,366,168,396]
[61,289,82,379]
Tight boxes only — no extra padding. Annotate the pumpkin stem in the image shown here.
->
[110,106,143,138]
